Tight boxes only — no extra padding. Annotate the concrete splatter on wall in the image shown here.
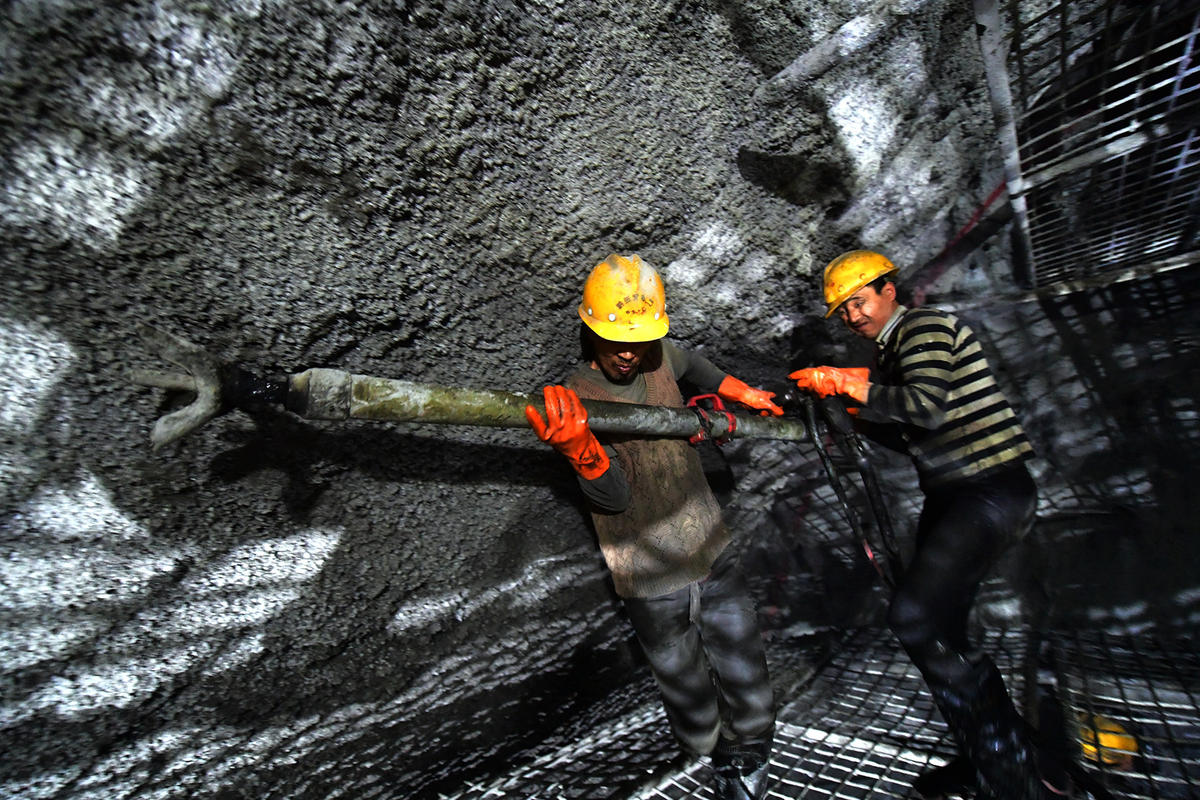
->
[2,0,1196,797]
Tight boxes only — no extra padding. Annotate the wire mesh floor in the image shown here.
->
[440,626,1200,800]
[1050,627,1200,799]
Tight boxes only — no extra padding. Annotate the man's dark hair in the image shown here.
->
[866,274,893,294]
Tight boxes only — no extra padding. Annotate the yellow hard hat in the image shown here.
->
[1078,713,1139,768]
[578,254,669,342]
[822,250,898,318]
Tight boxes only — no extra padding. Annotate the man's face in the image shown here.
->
[836,281,898,339]
[591,336,654,384]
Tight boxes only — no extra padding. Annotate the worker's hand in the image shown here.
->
[717,375,784,416]
[789,367,871,404]
[524,385,611,480]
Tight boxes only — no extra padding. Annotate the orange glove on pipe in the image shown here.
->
[788,367,871,404]
[524,385,611,480]
[717,375,784,416]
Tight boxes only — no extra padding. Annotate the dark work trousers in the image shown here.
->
[623,545,775,762]
[888,463,1047,799]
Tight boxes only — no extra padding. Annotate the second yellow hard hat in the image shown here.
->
[822,250,898,318]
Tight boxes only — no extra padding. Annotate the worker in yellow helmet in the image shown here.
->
[525,254,781,800]
[790,251,1062,799]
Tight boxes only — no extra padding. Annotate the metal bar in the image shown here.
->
[1019,67,1200,169]
[1027,198,1195,247]
[1155,631,1200,796]
[1027,161,1200,232]
[974,0,1039,288]
[1024,253,1200,299]
[1125,7,1188,249]
[1158,17,1200,256]
[907,187,1013,305]
[1015,11,1200,173]
[1057,1,1071,166]
[1166,11,1200,117]
[1023,131,1151,190]
[1021,49,1200,130]
[1010,3,1061,63]
[1034,236,1184,282]
[286,368,813,443]
[1175,130,1200,254]
[1024,155,1200,257]
[1029,204,1195,264]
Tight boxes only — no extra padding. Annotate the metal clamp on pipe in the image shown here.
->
[686,394,738,446]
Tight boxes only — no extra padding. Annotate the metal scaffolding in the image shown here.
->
[977,0,1200,290]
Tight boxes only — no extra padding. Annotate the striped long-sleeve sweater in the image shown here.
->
[866,306,1033,489]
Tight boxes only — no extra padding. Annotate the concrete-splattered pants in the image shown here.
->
[623,544,775,761]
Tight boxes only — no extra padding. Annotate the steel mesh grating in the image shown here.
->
[1051,628,1200,799]
[1003,0,1200,288]
[442,625,1200,800]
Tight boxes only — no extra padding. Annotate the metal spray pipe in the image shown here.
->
[288,368,811,441]
[132,327,811,448]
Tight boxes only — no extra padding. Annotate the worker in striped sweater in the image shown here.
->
[789,250,1063,800]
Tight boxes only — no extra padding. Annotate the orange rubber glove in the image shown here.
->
[524,385,611,480]
[788,367,871,404]
[717,375,784,416]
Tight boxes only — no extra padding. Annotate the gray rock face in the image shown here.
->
[4,1,1195,798]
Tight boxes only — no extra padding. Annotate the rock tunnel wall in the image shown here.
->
[2,1,1195,798]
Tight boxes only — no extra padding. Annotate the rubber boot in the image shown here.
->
[711,739,771,800]
[912,755,978,799]
[928,660,1049,800]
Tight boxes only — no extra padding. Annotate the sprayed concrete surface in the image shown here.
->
[2,1,1197,798]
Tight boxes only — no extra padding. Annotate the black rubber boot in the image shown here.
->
[711,760,769,800]
[929,660,1050,800]
[711,739,771,800]
[912,755,978,799]
[1030,679,1077,797]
